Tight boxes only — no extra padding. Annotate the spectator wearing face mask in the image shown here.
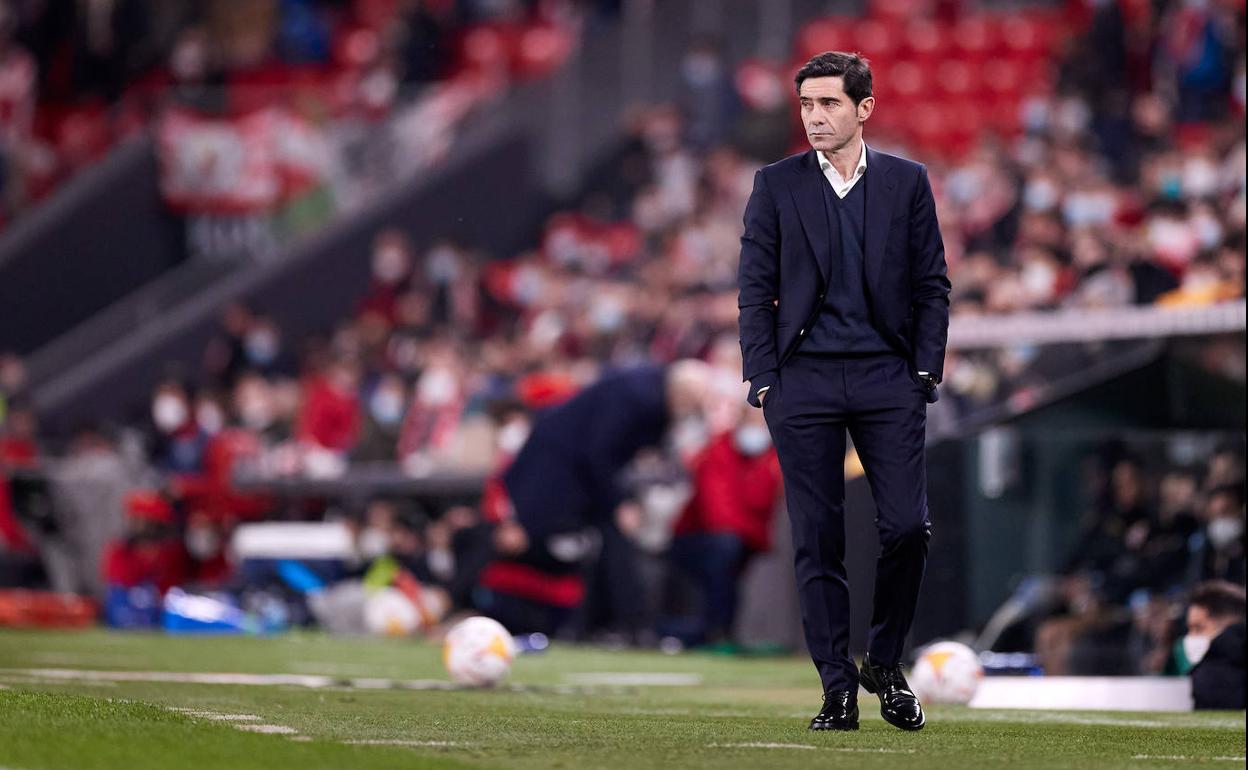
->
[297,357,362,453]
[353,374,409,462]
[183,510,231,587]
[357,229,415,324]
[668,404,782,647]
[101,491,189,596]
[1181,580,1246,710]
[1195,482,1246,584]
[148,378,209,473]
[240,316,288,377]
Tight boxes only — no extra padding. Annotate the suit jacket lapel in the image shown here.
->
[863,145,896,297]
[789,150,831,285]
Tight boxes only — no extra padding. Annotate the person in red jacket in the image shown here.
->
[101,490,189,595]
[297,357,362,452]
[669,405,782,646]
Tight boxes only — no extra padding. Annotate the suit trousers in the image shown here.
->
[762,350,932,693]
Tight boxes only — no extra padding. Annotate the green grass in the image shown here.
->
[0,630,1242,770]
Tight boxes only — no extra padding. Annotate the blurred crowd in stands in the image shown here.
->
[0,0,1244,672]
[979,438,1245,680]
[0,0,595,229]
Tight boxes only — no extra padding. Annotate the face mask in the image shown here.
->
[1182,633,1212,666]
[1207,517,1244,549]
[427,547,454,581]
[1063,192,1114,227]
[418,370,457,406]
[153,395,188,433]
[186,528,220,560]
[358,527,390,560]
[512,266,544,306]
[1022,260,1058,298]
[244,331,279,366]
[497,420,529,455]
[427,247,460,284]
[733,424,772,456]
[1192,212,1223,249]
[196,403,224,435]
[1183,158,1219,198]
[370,389,405,426]
[591,300,625,333]
[1024,179,1059,211]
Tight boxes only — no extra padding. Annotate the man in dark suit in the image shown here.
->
[737,51,950,732]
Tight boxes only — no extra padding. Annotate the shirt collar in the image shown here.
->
[818,140,868,182]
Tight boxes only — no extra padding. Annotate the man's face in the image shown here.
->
[799,76,873,154]
[1186,605,1231,639]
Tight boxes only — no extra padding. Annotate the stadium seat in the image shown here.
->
[796,18,854,60]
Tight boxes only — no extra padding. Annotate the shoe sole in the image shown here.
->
[809,723,860,731]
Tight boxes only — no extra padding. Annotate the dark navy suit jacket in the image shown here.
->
[737,146,951,407]
[503,364,670,540]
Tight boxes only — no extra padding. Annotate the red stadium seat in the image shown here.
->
[982,58,1026,99]
[1001,14,1060,58]
[797,18,855,60]
[953,15,1004,60]
[935,59,979,100]
[884,60,930,102]
[870,0,934,23]
[902,20,950,64]
[855,19,901,62]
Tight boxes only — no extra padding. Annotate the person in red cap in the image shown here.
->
[101,490,189,595]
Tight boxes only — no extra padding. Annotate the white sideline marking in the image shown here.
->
[562,672,702,686]
[235,724,300,734]
[709,743,918,754]
[708,742,814,750]
[2,668,470,692]
[12,669,338,687]
[343,740,462,748]
[1132,756,1246,762]
[287,736,313,742]
[1,668,623,696]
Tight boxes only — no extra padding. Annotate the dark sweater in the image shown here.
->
[802,170,893,355]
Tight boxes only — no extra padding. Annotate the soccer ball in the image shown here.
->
[908,641,983,705]
[363,588,421,637]
[443,616,517,687]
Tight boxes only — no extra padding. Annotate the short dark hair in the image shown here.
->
[794,51,873,105]
[1190,580,1247,621]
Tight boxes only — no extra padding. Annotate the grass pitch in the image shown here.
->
[0,629,1242,770]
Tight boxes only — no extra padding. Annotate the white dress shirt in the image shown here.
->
[818,140,868,199]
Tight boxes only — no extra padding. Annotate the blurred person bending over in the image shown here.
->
[485,360,711,639]
[737,52,949,732]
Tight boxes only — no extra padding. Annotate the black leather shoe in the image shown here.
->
[809,689,859,731]
[859,655,925,731]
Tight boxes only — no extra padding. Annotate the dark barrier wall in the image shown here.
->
[42,132,546,433]
[0,139,185,354]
